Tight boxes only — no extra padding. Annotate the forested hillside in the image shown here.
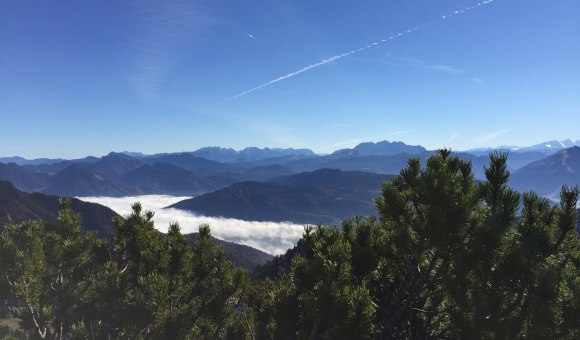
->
[0,181,271,272]
[170,169,390,225]
[1,152,578,339]
[0,180,118,237]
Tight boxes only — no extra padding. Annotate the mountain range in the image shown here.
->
[0,180,272,270]
[510,146,580,197]
[1,140,579,226]
[465,139,580,156]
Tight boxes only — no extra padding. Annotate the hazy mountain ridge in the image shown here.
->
[466,139,580,156]
[190,146,317,163]
[331,140,426,157]
[22,156,101,174]
[0,180,118,237]
[510,146,580,196]
[169,169,390,225]
[0,162,49,191]
[0,156,65,166]
[121,162,223,195]
[1,140,579,199]
[0,181,272,270]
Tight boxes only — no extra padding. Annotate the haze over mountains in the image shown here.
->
[0,180,118,237]
[1,139,580,229]
[466,139,580,156]
[170,169,390,225]
[0,181,272,269]
[510,146,580,197]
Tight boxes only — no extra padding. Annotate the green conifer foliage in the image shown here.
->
[251,151,579,339]
[0,199,98,339]
[1,202,251,339]
[1,151,578,339]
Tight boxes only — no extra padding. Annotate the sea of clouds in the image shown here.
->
[77,195,305,255]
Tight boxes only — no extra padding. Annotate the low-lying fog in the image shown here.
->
[77,195,304,255]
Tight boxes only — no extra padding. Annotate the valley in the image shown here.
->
[2,139,579,258]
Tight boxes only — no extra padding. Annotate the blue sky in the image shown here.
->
[1,0,579,159]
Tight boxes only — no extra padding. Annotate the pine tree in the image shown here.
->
[251,150,580,339]
[0,199,99,339]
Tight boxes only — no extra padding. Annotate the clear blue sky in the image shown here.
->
[1,0,579,159]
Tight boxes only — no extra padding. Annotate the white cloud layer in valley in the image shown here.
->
[77,195,304,255]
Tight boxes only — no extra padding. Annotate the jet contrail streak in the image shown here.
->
[224,0,496,102]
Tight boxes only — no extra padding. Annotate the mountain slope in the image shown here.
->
[0,163,48,192]
[144,153,238,175]
[91,152,144,176]
[0,180,273,270]
[186,233,273,271]
[285,152,433,175]
[465,139,580,156]
[23,156,101,174]
[274,168,389,191]
[510,147,580,196]
[0,156,64,166]
[170,169,389,225]
[0,180,118,236]
[516,139,580,155]
[192,146,316,163]
[171,181,375,225]
[121,162,222,195]
[43,164,134,197]
[331,140,426,157]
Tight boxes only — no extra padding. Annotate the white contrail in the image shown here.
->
[224,27,419,102]
[224,0,496,102]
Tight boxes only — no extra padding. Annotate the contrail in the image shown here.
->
[224,0,496,102]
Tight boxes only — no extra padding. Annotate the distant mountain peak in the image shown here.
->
[510,145,580,197]
[190,146,316,163]
[195,146,237,153]
[120,151,147,158]
[105,151,135,159]
[332,140,426,157]
[517,140,580,155]
[466,139,580,156]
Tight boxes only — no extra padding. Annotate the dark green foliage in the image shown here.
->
[170,180,379,225]
[171,168,389,225]
[253,239,307,280]
[0,199,100,339]
[1,151,578,339]
[186,233,273,272]
[1,201,251,339]
[250,151,580,339]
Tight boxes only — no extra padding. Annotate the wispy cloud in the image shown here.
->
[78,195,304,255]
[382,54,464,74]
[223,0,498,101]
[126,0,216,100]
[328,121,359,128]
[475,129,510,144]
[244,32,257,40]
[429,64,464,74]
[224,54,368,102]
[223,26,422,102]
[447,132,459,143]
